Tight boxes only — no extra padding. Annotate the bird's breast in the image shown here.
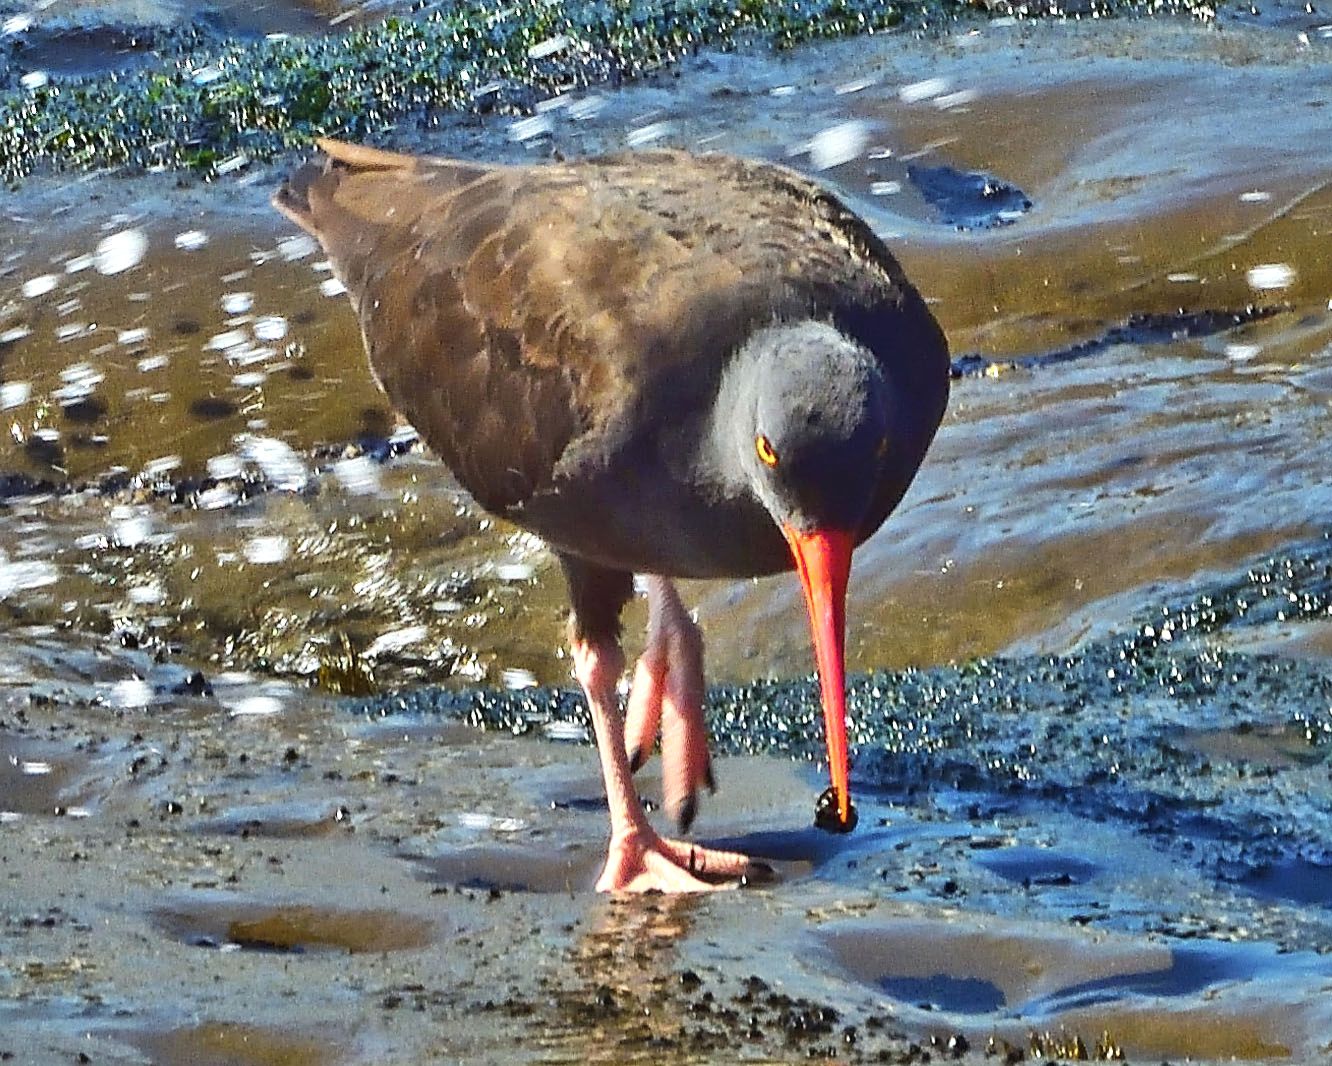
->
[510,456,792,579]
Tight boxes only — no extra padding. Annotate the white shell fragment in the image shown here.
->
[1246,263,1296,291]
[94,229,149,275]
[806,121,870,171]
[242,535,291,565]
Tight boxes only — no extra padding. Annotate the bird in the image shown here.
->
[274,138,949,893]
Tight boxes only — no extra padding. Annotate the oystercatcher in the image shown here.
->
[275,139,949,892]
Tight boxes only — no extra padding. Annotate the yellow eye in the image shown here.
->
[755,434,779,467]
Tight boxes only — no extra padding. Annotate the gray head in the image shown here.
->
[716,319,891,535]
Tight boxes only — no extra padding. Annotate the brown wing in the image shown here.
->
[273,141,945,515]
[274,140,582,512]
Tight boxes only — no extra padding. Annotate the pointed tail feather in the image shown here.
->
[271,158,327,236]
[272,138,492,236]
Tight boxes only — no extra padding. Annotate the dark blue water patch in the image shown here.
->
[1238,858,1332,908]
[187,931,304,955]
[1025,939,1332,1017]
[950,305,1282,378]
[7,28,162,79]
[878,973,1005,1014]
[705,825,859,865]
[548,794,610,813]
[906,163,1031,230]
[1043,943,1233,1011]
[0,472,60,501]
[975,846,1102,888]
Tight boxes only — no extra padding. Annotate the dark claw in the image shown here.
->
[677,793,697,834]
[704,760,716,794]
[628,746,645,773]
[740,861,778,887]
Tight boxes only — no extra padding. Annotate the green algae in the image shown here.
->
[0,0,1220,182]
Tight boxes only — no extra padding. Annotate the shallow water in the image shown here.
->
[0,23,1328,686]
[1,5,1331,1064]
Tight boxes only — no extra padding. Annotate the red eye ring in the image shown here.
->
[755,434,779,467]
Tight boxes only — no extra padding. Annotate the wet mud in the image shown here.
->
[1,4,1332,1065]
[128,1023,348,1066]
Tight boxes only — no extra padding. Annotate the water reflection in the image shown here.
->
[537,897,702,1060]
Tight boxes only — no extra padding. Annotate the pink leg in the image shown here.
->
[622,576,714,831]
[571,636,755,893]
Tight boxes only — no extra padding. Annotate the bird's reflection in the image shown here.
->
[574,893,698,975]
[536,894,708,1063]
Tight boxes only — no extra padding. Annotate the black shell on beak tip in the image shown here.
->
[814,786,859,834]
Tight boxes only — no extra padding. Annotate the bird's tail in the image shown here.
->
[270,160,323,236]
[271,138,420,235]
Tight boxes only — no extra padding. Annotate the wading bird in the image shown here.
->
[275,139,948,892]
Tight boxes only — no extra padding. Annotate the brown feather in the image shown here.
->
[273,141,946,557]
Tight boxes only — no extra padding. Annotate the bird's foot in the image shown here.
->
[624,576,714,831]
[568,604,758,895]
[596,826,768,894]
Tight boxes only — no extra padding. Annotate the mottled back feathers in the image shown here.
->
[273,139,946,517]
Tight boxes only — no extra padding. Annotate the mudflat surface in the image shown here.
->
[2,4,1332,1064]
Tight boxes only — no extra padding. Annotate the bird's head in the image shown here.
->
[739,322,891,535]
[718,319,911,833]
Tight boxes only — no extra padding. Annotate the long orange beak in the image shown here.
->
[782,524,857,832]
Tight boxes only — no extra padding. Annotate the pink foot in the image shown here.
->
[595,826,758,894]
[623,576,714,830]
[569,630,764,894]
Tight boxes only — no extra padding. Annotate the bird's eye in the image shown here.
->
[755,434,779,467]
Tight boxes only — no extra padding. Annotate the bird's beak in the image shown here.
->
[781,524,857,831]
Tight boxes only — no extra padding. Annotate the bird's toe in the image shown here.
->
[597,829,766,893]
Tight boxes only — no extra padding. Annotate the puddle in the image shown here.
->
[4,0,368,49]
[204,0,362,37]
[415,842,601,895]
[154,897,436,954]
[194,801,352,839]
[129,1021,345,1066]
[1029,940,1306,1011]
[973,846,1103,888]
[409,753,838,892]
[906,163,1031,230]
[823,917,1332,1059]
[1177,720,1322,771]
[1240,859,1332,909]
[881,972,1005,1014]
[823,917,1172,1012]
[0,732,95,818]
[11,28,163,77]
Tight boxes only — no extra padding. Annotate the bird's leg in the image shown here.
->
[570,635,752,893]
[623,576,715,831]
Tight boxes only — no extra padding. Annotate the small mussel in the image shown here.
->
[814,786,858,834]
